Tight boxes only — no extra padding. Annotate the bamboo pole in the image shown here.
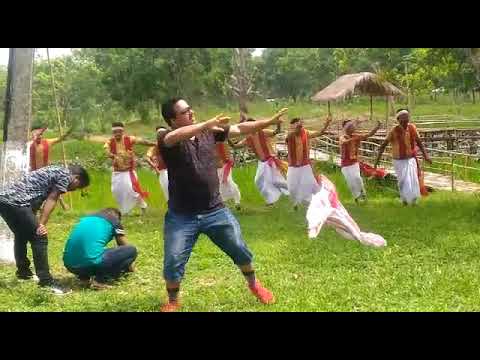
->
[370,95,373,122]
[385,96,389,130]
[451,155,455,192]
[46,48,73,210]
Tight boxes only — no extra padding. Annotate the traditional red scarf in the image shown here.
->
[287,128,310,167]
[109,136,149,199]
[394,124,428,196]
[216,143,235,184]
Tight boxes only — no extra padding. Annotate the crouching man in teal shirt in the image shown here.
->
[63,208,137,289]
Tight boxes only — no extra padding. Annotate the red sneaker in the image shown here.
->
[249,281,275,304]
[160,301,181,312]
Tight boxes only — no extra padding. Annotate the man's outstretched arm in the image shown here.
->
[228,108,288,139]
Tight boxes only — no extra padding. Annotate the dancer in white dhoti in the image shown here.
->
[285,116,332,209]
[340,120,381,203]
[375,109,432,205]
[306,174,386,247]
[146,126,169,201]
[215,141,241,209]
[232,115,289,206]
[104,122,156,215]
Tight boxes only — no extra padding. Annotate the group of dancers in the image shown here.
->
[0,100,430,310]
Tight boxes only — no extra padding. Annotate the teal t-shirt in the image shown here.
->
[63,215,124,268]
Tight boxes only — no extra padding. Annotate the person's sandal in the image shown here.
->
[160,301,181,312]
[90,280,112,290]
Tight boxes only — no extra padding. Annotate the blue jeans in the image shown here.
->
[66,245,137,283]
[163,207,253,282]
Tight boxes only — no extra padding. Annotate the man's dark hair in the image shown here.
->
[112,121,124,128]
[32,123,46,131]
[290,118,301,125]
[342,120,353,128]
[68,164,90,188]
[246,117,255,122]
[161,97,183,126]
[99,208,122,222]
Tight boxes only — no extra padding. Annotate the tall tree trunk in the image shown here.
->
[230,48,253,115]
[1,48,34,264]
[466,48,480,84]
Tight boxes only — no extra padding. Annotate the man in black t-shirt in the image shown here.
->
[158,97,288,312]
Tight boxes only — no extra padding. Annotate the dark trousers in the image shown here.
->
[66,245,137,283]
[0,202,53,284]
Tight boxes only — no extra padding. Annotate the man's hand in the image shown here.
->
[36,224,48,236]
[269,108,288,125]
[205,114,231,132]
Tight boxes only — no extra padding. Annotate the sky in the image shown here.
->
[0,48,73,66]
[0,48,266,66]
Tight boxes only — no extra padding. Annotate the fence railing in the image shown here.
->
[233,130,480,191]
[285,135,480,191]
[412,114,480,128]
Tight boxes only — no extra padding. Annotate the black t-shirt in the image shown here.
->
[159,127,230,214]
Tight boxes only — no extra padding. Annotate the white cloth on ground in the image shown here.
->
[217,167,241,204]
[287,165,320,205]
[254,160,289,204]
[111,171,147,215]
[341,162,365,199]
[393,158,420,205]
[306,175,386,247]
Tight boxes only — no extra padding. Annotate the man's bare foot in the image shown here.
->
[128,263,136,273]
[79,278,91,288]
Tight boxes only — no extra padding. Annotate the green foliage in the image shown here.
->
[256,48,337,101]
[2,48,480,133]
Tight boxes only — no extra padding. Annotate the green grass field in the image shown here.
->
[1,160,480,312]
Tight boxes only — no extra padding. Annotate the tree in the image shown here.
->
[258,48,336,102]
[229,48,255,113]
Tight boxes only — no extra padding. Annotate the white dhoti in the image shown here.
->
[255,160,289,205]
[158,169,169,201]
[111,171,148,215]
[217,167,241,204]
[306,175,386,247]
[287,165,320,205]
[393,158,420,205]
[341,163,365,199]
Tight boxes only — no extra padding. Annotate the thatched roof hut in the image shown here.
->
[311,72,404,103]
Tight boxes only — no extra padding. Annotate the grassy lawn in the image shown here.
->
[1,160,480,312]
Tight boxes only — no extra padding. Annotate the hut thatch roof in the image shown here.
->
[311,72,404,102]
